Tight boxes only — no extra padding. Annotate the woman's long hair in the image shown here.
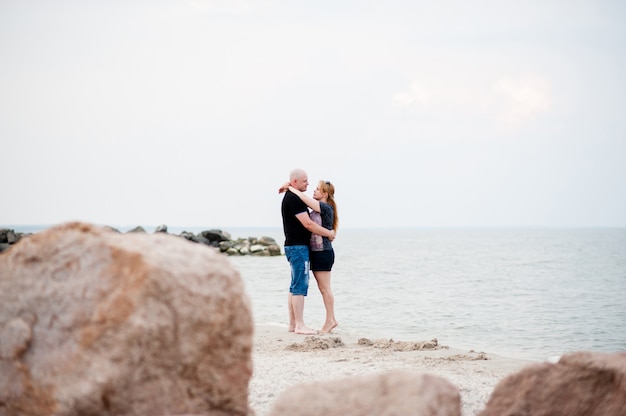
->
[319,180,339,231]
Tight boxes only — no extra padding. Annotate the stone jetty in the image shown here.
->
[0,224,282,256]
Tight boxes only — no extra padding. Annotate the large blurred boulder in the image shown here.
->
[479,351,626,416]
[268,370,461,416]
[0,222,253,416]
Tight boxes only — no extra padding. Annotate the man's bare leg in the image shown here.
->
[291,294,317,335]
[288,293,296,332]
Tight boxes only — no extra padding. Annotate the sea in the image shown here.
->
[4,224,626,362]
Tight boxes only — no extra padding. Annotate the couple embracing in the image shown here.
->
[279,168,339,335]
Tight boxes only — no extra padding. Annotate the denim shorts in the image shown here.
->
[310,249,335,272]
[285,245,310,296]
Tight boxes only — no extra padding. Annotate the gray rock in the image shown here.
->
[190,234,212,246]
[6,230,18,244]
[154,224,168,233]
[0,229,9,244]
[201,229,231,242]
[267,244,281,256]
[255,236,279,246]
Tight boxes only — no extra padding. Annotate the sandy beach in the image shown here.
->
[249,325,535,416]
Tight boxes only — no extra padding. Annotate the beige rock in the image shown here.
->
[479,351,626,416]
[268,370,461,416]
[0,222,254,416]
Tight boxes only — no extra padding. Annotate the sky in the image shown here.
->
[2,0,625,229]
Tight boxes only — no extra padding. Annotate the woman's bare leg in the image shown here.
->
[313,271,338,333]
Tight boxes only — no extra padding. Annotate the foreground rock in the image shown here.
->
[479,351,626,416]
[268,370,461,416]
[0,222,254,416]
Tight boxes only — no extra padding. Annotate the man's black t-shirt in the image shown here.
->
[282,191,311,246]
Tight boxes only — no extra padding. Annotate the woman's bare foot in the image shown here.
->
[294,325,318,335]
[319,321,338,334]
[288,325,295,332]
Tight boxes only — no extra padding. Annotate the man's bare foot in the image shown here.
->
[294,326,318,335]
[319,321,339,334]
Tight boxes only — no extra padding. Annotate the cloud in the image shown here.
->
[392,74,553,129]
[492,76,552,126]
[390,77,492,126]
[188,0,273,15]
[392,82,432,109]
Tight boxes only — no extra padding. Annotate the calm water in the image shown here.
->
[226,227,626,361]
[5,225,626,361]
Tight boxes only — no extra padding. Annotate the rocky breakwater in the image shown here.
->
[0,229,30,254]
[176,228,281,257]
[0,225,282,257]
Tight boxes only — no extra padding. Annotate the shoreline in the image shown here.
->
[249,324,536,416]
